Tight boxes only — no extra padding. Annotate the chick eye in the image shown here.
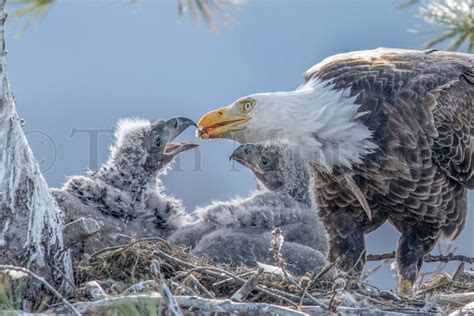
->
[242,101,253,112]
[154,136,162,147]
[261,157,269,166]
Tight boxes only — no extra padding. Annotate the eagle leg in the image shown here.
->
[396,228,439,295]
[325,211,366,274]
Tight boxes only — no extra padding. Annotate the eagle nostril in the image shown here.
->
[217,110,224,116]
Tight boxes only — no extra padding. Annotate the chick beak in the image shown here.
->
[197,106,250,139]
[164,117,199,157]
[229,146,264,175]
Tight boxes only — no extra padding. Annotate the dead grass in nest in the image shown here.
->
[75,238,190,285]
[74,238,290,300]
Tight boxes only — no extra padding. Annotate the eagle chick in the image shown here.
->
[169,143,328,275]
[52,117,197,259]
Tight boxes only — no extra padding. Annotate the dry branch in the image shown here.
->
[176,295,306,316]
[55,294,307,315]
[231,267,264,302]
[367,251,474,264]
[436,292,474,305]
[187,275,215,298]
[150,259,183,316]
[54,293,163,314]
[123,280,157,295]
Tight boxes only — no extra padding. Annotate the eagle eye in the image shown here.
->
[261,156,269,166]
[240,98,255,113]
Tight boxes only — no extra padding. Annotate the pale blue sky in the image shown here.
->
[6,0,473,289]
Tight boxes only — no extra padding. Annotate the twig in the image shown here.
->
[212,271,254,287]
[284,275,328,309]
[346,249,367,276]
[123,280,157,295]
[175,266,241,282]
[453,262,465,282]
[187,275,215,298]
[310,261,337,284]
[362,259,390,282]
[0,265,80,315]
[298,276,311,311]
[367,251,474,264]
[53,265,77,291]
[150,260,183,316]
[172,281,199,296]
[231,267,264,302]
[90,237,172,258]
[153,248,299,307]
[161,280,183,316]
[302,305,425,315]
[420,245,454,288]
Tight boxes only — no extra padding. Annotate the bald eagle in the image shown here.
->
[197,48,474,294]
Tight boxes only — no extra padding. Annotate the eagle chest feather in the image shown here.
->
[309,50,473,238]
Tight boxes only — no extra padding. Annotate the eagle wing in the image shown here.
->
[304,48,474,189]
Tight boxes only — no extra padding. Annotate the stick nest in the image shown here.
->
[70,238,474,315]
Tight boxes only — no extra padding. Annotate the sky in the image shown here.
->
[5,0,473,290]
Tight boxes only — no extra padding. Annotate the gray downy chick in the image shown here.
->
[169,143,328,275]
[194,228,326,277]
[52,117,197,259]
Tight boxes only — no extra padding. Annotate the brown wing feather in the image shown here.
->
[305,48,472,240]
[305,48,474,189]
[432,75,474,188]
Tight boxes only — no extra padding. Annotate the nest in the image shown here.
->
[69,237,474,315]
[75,237,293,300]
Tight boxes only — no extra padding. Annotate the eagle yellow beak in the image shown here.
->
[197,106,250,139]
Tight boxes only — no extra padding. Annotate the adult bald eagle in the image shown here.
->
[197,48,474,294]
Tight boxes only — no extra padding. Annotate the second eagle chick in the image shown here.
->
[52,117,197,259]
[169,143,328,275]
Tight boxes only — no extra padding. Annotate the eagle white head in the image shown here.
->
[197,80,376,171]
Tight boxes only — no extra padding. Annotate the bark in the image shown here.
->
[0,0,73,305]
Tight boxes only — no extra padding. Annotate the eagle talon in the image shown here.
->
[398,278,414,296]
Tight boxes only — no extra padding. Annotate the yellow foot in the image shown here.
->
[398,278,414,295]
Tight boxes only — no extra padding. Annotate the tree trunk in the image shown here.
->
[0,0,73,307]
